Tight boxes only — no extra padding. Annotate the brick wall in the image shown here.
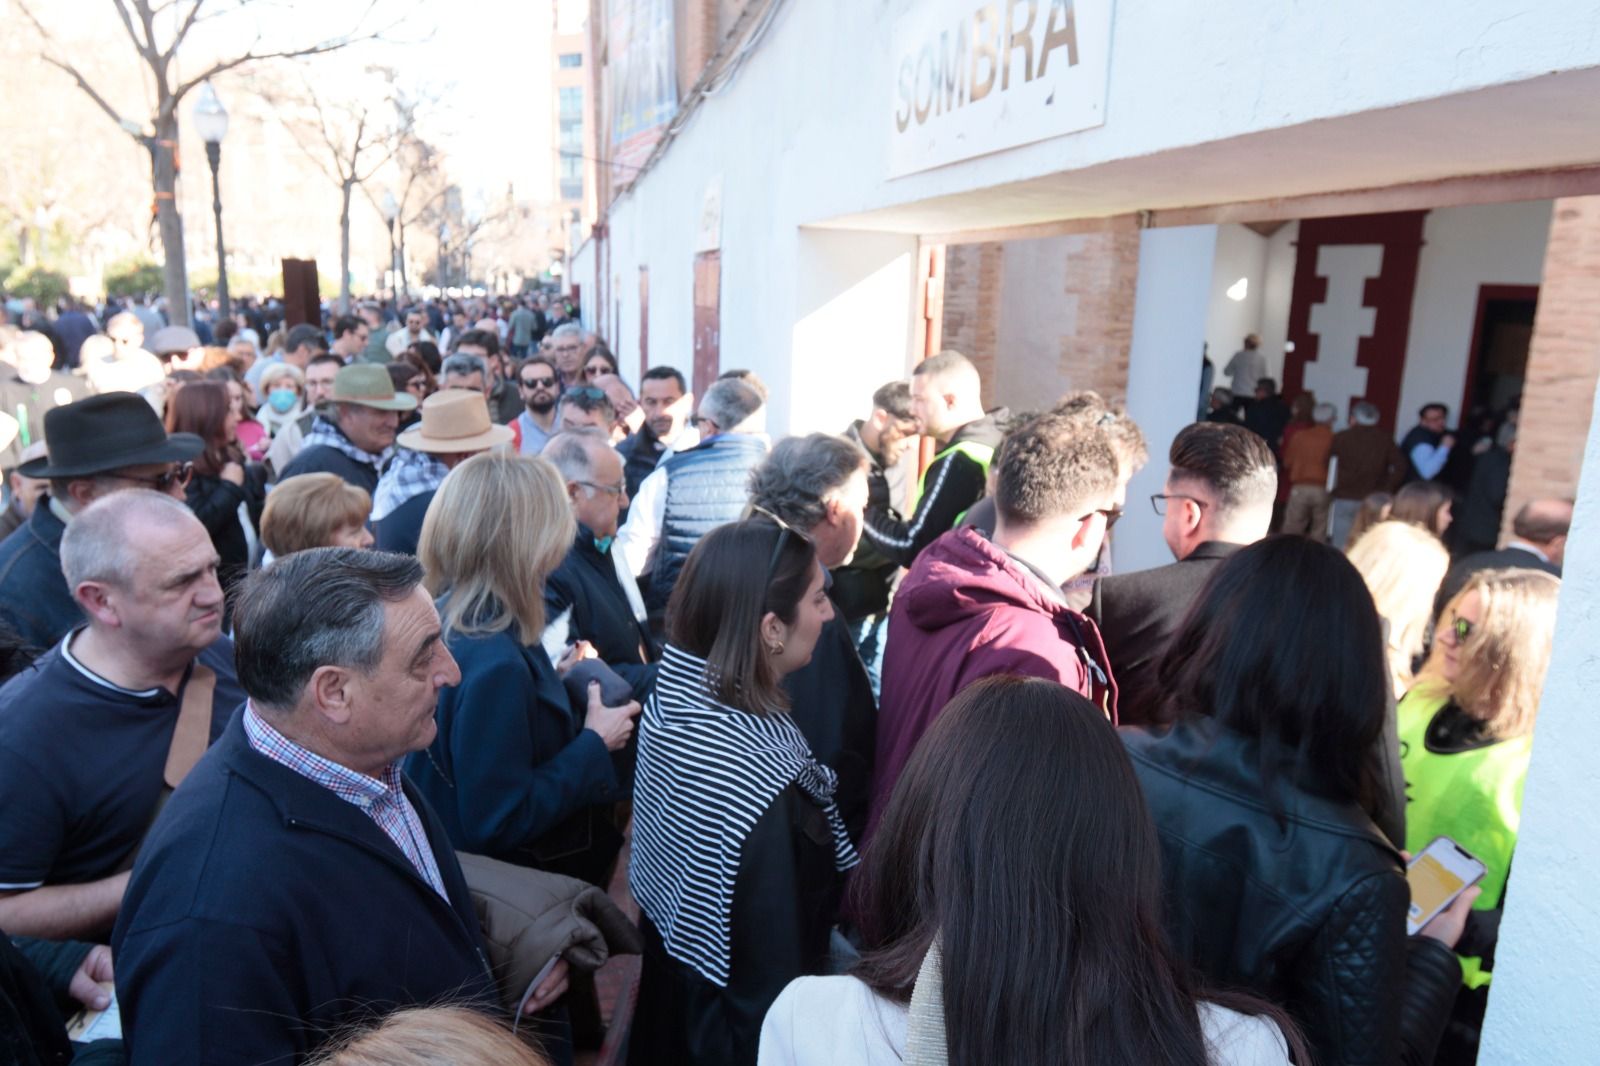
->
[1504,195,1600,538]
[1059,228,1140,404]
[939,241,1004,403]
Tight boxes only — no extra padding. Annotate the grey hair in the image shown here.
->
[699,378,764,434]
[747,434,868,533]
[61,490,197,590]
[542,428,610,482]
[233,548,425,711]
[1314,403,1338,424]
[441,352,489,381]
[1352,401,1381,426]
[551,323,583,340]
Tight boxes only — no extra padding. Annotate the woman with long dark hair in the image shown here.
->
[763,675,1298,1066]
[1128,536,1472,1066]
[628,517,853,1066]
[164,380,265,615]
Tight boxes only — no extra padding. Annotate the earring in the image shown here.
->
[768,641,785,656]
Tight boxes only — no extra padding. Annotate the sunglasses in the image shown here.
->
[584,365,611,379]
[1150,493,1207,516]
[520,375,556,388]
[113,462,194,493]
[568,386,607,400]
[750,505,803,586]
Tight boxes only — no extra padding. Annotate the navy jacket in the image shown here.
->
[113,711,496,1066]
[616,428,666,500]
[0,501,80,652]
[374,488,435,556]
[406,623,623,885]
[277,428,383,496]
[545,527,657,701]
[647,434,768,613]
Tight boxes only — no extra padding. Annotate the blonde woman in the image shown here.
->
[310,1006,549,1066]
[1400,568,1559,1017]
[406,452,640,888]
[1347,521,1451,698]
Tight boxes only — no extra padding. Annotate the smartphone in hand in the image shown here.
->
[1406,836,1487,936]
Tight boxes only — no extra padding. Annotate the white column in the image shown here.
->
[1118,225,1217,574]
[1477,372,1600,1063]
[789,227,921,436]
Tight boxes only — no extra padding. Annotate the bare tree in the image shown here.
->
[271,66,416,313]
[17,0,391,325]
[362,122,448,299]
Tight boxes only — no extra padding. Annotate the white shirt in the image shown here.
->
[758,976,1291,1066]
[385,327,434,357]
[615,463,668,578]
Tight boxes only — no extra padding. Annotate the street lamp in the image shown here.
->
[381,191,400,297]
[192,82,230,319]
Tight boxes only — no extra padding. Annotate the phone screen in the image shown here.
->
[1407,851,1469,928]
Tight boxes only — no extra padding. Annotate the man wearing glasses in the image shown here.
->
[0,393,205,651]
[1086,422,1276,726]
[511,355,563,455]
[547,323,588,390]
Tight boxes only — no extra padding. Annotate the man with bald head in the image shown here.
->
[0,491,243,939]
[1435,497,1572,618]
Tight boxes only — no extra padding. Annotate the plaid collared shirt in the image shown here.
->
[244,703,448,900]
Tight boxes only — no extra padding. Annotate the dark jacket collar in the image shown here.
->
[1123,716,1396,852]
[211,710,482,933]
[27,494,67,551]
[1183,541,1244,563]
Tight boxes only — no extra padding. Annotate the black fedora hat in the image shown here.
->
[18,393,204,479]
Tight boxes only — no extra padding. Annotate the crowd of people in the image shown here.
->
[0,292,1571,1066]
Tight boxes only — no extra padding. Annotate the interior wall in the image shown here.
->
[1258,222,1300,383]
[1397,200,1553,425]
[1204,224,1270,386]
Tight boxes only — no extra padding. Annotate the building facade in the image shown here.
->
[573,7,1600,1058]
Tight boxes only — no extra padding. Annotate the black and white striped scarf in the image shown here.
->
[628,643,859,987]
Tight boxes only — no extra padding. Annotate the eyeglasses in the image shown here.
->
[1448,613,1474,643]
[520,375,556,389]
[1150,493,1208,516]
[110,462,194,493]
[578,480,625,497]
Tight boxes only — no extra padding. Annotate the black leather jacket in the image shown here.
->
[1124,718,1461,1066]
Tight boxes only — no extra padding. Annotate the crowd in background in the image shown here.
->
[0,291,1570,1066]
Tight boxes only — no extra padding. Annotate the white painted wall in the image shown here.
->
[1120,226,1216,574]
[1478,374,1600,1064]
[1205,224,1270,389]
[791,228,921,432]
[1397,200,1552,425]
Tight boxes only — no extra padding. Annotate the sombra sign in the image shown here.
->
[889,0,1113,178]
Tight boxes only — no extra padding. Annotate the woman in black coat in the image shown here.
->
[628,518,858,1066]
[165,381,265,620]
[1123,537,1474,1066]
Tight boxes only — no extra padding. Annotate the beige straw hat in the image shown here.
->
[396,388,513,453]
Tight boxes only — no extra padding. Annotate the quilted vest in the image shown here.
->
[648,434,769,611]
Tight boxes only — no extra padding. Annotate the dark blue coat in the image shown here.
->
[545,527,657,702]
[0,500,80,652]
[113,711,496,1066]
[406,623,623,885]
[374,488,435,556]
